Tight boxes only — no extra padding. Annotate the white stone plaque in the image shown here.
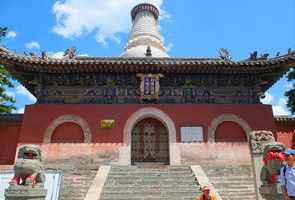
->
[181,127,203,142]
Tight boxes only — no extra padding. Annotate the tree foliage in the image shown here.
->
[285,68,295,114]
[0,27,16,113]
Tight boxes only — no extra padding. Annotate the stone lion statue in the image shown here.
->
[9,145,45,187]
[259,142,286,200]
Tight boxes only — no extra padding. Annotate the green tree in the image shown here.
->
[0,27,16,113]
[285,68,295,114]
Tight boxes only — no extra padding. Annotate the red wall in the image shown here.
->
[276,121,295,149]
[215,121,247,142]
[0,121,21,164]
[19,104,275,143]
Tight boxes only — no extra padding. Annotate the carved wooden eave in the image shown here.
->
[0,46,294,96]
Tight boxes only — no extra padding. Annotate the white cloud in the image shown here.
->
[261,92,291,115]
[7,31,17,39]
[52,0,165,45]
[260,92,273,104]
[77,54,89,57]
[25,41,40,50]
[284,83,293,90]
[15,85,37,103]
[49,51,64,59]
[16,107,25,114]
[166,42,173,52]
[278,98,287,106]
[272,98,290,116]
[273,105,290,116]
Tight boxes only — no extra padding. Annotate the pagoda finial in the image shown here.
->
[131,3,159,21]
[122,3,168,57]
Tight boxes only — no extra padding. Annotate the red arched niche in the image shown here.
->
[215,121,247,142]
[51,122,84,143]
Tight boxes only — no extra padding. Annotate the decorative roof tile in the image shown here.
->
[0,46,294,74]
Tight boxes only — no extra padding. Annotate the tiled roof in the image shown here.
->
[0,114,23,122]
[0,46,294,74]
[274,115,295,122]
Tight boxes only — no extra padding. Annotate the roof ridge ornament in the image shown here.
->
[145,46,152,57]
[41,51,48,59]
[248,51,269,61]
[63,47,76,59]
[219,48,231,60]
[288,48,294,55]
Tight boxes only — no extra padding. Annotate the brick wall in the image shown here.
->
[275,119,295,149]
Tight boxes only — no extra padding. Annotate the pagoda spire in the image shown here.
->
[122,3,168,57]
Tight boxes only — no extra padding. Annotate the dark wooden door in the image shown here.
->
[131,118,169,164]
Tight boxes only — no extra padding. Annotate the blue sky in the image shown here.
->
[1,0,295,115]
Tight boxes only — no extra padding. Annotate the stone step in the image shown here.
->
[104,179,198,186]
[106,174,195,178]
[100,166,201,200]
[202,165,256,200]
[103,184,199,188]
[100,196,198,200]
[108,171,193,175]
[57,170,97,200]
[100,192,200,199]
[110,167,192,173]
[208,175,254,181]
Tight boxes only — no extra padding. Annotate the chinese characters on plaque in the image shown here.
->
[137,73,163,101]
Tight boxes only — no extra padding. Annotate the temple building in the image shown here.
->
[0,3,294,199]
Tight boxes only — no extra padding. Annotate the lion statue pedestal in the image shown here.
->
[5,185,47,200]
[4,145,47,200]
[259,142,285,200]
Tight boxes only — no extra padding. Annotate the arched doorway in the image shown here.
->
[131,118,169,164]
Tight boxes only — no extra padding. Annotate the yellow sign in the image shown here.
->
[100,119,115,129]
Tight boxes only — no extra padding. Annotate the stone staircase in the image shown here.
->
[100,166,201,200]
[59,168,97,200]
[44,156,98,200]
[203,165,256,200]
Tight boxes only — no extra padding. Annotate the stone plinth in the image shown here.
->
[4,185,47,200]
[259,183,283,200]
